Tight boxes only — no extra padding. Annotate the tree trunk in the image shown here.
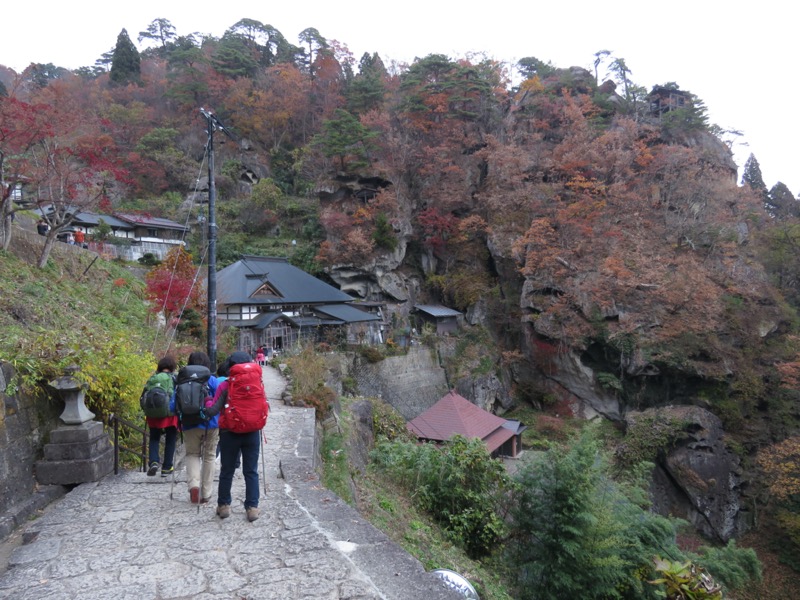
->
[37,234,57,268]
[0,196,11,251]
[0,215,10,251]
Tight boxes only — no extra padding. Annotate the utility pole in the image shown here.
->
[199,108,233,371]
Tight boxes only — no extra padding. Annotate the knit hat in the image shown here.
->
[228,351,252,365]
[218,351,253,376]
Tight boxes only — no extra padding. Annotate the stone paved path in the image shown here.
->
[0,366,461,600]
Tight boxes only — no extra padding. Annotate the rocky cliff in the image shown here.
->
[0,363,65,541]
[309,66,798,544]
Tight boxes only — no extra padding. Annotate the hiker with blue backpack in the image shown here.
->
[203,351,269,522]
[176,351,220,505]
[140,356,179,477]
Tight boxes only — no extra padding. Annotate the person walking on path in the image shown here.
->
[180,351,220,505]
[204,351,269,522]
[144,356,179,477]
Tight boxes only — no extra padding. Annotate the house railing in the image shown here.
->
[107,413,148,474]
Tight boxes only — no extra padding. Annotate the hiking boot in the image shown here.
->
[161,466,174,478]
[216,505,231,519]
[147,462,159,476]
[189,487,200,504]
[246,507,260,522]
[200,497,210,504]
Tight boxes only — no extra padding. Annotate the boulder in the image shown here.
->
[455,372,513,413]
[629,406,746,542]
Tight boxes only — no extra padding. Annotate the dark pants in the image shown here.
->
[148,426,177,469]
[217,429,260,509]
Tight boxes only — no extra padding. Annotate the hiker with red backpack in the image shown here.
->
[203,351,269,522]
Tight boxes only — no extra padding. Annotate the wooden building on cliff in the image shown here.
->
[216,255,382,353]
[407,390,526,458]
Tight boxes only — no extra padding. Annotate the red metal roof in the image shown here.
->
[482,426,516,454]
[407,390,508,442]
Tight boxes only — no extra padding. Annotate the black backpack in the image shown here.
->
[174,365,211,426]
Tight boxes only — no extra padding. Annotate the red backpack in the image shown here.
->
[220,362,269,433]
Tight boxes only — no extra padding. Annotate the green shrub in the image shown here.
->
[615,412,687,472]
[371,435,509,558]
[359,345,384,363]
[286,345,328,398]
[596,371,623,392]
[77,332,154,422]
[371,399,415,442]
[372,213,398,251]
[693,540,762,592]
[137,253,161,266]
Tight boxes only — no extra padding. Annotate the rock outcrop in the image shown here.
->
[628,406,746,542]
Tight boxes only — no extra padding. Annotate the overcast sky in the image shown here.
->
[2,1,796,195]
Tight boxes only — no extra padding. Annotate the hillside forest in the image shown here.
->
[2,16,800,599]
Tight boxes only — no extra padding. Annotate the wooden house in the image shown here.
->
[39,208,188,261]
[217,255,383,353]
[412,304,462,335]
[407,390,526,458]
[648,85,693,117]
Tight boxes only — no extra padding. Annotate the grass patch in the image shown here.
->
[0,248,162,422]
[320,426,354,505]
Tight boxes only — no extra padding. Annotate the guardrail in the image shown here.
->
[107,413,148,474]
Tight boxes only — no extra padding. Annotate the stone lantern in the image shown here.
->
[36,365,113,485]
[50,364,94,424]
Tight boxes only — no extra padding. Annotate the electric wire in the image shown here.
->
[149,141,210,357]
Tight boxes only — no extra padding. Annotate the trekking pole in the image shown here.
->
[260,429,268,495]
[170,423,180,501]
[169,463,176,500]
[198,427,208,514]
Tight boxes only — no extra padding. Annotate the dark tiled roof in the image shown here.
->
[313,304,381,323]
[220,312,285,330]
[502,420,528,435]
[37,207,131,230]
[284,315,341,327]
[114,213,190,232]
[414,304,462,318]
[70,211,132,230]
[407,390,507,442]
[217,256,353,307]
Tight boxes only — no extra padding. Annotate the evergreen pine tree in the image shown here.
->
[741,153,770,208]
[212,32,258,79]
[346,53,387,114]
[315,109,378,171]
[768,182,799,219]
[109,29,141,85]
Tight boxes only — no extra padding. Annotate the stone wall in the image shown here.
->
[350,345,449,420]
[0,362,66,541]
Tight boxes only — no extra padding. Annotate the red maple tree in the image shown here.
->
[144,246,205,323]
